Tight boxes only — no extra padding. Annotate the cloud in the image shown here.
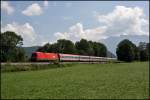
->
[22,3,42,16]
[1,22,36,46]
[1,22,55,46]
[54,32,70,40]
[96,6,149,36]
[54,6,149,42]
[1,1,14,15]
[43,0,48,8]
[54,23,107,42]
[41,41,54,46]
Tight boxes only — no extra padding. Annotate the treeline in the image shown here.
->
[1,31,149,62]
[37,39,107,57]
[116,39,149,62]
[1,31,26,62]
[0,31,107,62]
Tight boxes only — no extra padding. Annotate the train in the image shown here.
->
[31,52,117,63]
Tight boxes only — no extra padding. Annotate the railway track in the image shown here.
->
[1,62,53,65]
[1,61,109,65]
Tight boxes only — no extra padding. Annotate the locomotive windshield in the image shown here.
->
[31,53,37,61]
[31,53,37,58]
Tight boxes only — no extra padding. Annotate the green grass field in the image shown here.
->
[1,62,149,99]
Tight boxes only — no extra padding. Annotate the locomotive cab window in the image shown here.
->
[31,53,37,58]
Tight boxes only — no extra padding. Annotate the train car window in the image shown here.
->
[63,56,65,58]
[62,55,85,59]
[81,56,88,59]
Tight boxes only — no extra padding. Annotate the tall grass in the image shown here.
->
[1,63,78,72]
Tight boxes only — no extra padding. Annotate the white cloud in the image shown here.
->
[54,23,107,42]
[54,32,70,40]
[1,22,55,46]
[69,23,86,39]
[1,1,14,15]
[41,41,54,46]
[22,3,42,16]
[96,6,149,36]
[1,22,36,46]
[44,0,48,8]
[54,6,149,42]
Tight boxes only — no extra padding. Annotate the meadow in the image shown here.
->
[1,62,149,99]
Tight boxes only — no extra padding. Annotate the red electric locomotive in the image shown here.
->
[31,52,59,61]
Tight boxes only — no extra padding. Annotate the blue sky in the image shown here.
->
[1,1,149,54]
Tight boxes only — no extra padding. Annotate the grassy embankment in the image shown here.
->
[1,62,149,99]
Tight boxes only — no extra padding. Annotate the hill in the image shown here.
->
[23,46,40,58]
[107,50,116,58]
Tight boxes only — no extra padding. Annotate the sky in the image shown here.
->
[1,1,149,54]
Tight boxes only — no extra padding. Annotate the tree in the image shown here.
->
[75,39,94,56]
[89,41,107,57]
[56,39,76,54]
[37,43,51,52]
[138,42,149,61]
[97,42,107,57]
[11,47,26,62]
[16,47,26,61]
[48,43,59,53]
[37,39,76,54]
[88,42,95,56]
[139,50,148,61]
[146,43,149,60]
[131,43,140,61]
[138,42,147,50]
[1,31,25,62]
[36,38,107,57]
[116,39,135,62]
